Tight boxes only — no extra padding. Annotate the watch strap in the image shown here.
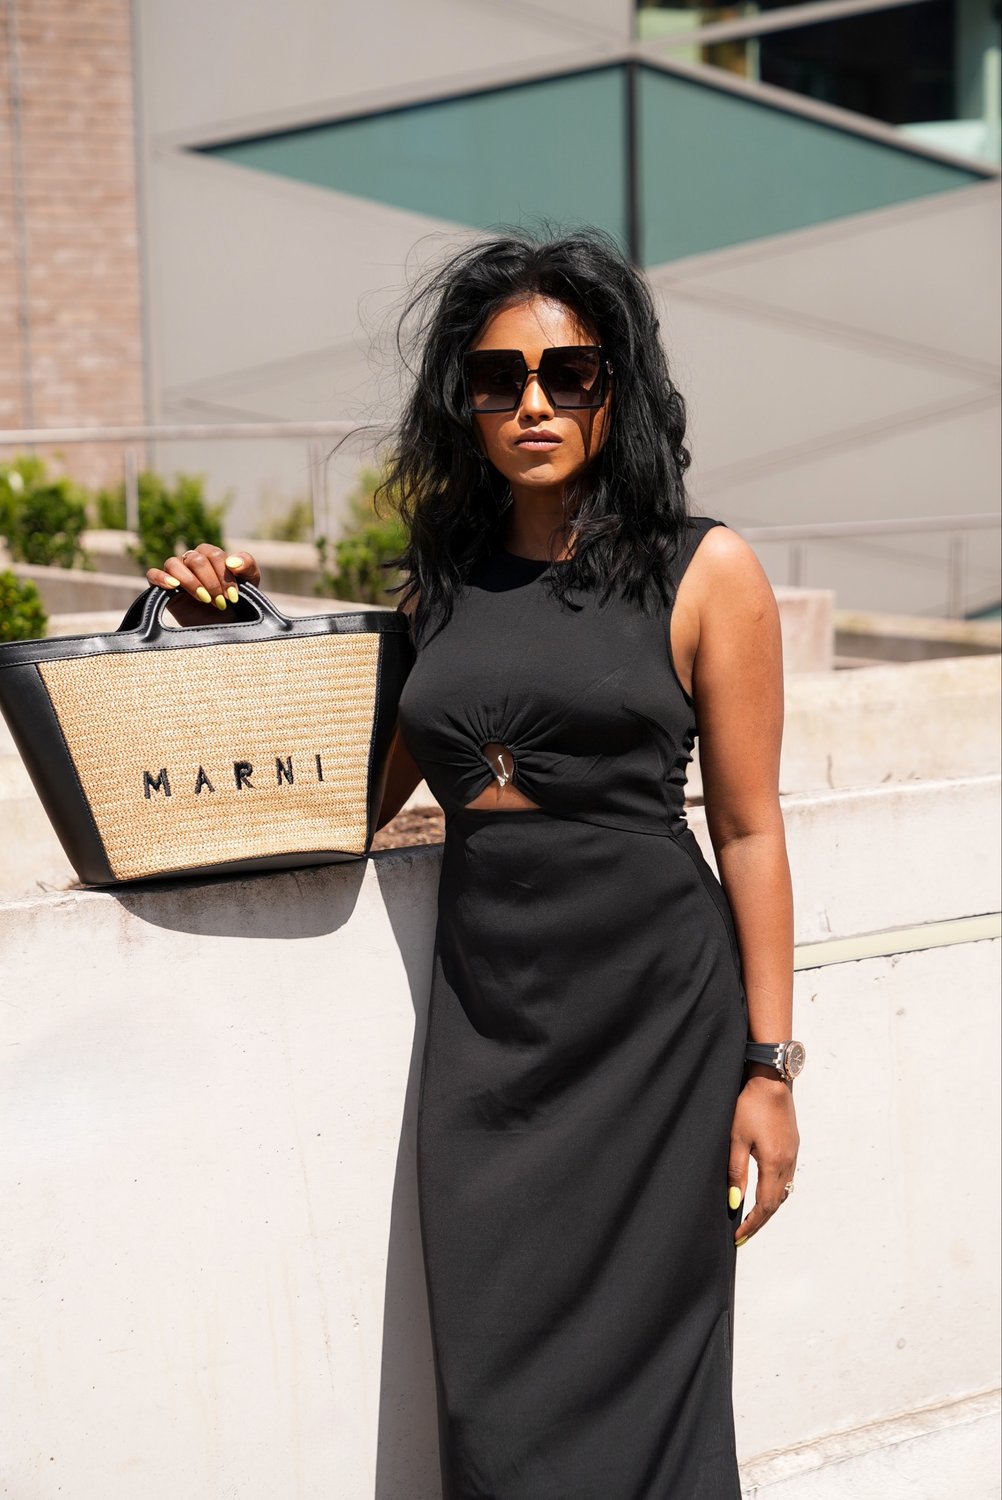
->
[745,1041,787,1071]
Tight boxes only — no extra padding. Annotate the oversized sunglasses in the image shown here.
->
[463,345,613,414]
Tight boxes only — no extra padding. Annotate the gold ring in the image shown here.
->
[783,1180,795,1197]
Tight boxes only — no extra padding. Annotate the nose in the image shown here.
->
[518,370,554,421]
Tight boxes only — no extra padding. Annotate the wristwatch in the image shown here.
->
[744,1040,806,1083]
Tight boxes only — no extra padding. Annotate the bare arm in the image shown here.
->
[691,527,793,1047]
[375,593,423,829]
[375,727,424,830]
[682,527,800,1246]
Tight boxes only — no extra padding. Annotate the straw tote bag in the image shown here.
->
[0,582,415,886]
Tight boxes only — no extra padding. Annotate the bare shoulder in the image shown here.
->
[690,521,767,583]
[687,523,777,628]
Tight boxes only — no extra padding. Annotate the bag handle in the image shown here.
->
[117,581,297,641]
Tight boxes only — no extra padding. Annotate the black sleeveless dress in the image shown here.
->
[396,517,748,1500]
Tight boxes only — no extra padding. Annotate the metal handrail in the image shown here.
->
[0,420,370,537]
[0,421,361,443]
[738,513,1000,615]
[739,514,998,540]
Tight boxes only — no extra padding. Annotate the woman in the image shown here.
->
[148,229,802,1499]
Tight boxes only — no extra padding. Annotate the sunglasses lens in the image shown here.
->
[539,348,604,408]
[465,353,525,412]
[464,347,608,412]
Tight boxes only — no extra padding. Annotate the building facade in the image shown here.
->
[2,0,1000,612]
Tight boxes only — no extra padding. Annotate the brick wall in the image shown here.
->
[0,0,145,490]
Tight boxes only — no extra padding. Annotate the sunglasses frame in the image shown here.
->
[463,344,613,414]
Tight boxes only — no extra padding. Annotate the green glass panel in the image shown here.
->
[203,69,628,248]
[638,65,982,264]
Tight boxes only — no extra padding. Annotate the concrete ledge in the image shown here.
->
[12,563,154,614]
[683,654,1000,801]
[741,1388,1001,1499]
[793,911,1002,969]
[8,569,383,624]
[689,774,1001,943]
[0,788,998,1497]
[80,530,321,595]
[778,654,1001,793]
[836,606,1002,663]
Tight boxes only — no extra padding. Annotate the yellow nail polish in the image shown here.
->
[195,586,211,604]
[225,555,244,570]
[736,1236,749,1247]
[226,585,239,604]
[163,577,180,589]
[213,594,227,611]
[728,1186,743,1211]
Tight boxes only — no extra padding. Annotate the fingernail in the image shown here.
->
[736,1236,749,1247]
[225,555,244,570]
[195,586,212,605]
[226,585,239,604]
[163,577,180,589]
[728,1186,743,1211]
[213,594,227,611]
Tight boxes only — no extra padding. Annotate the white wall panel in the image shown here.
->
[646,185,1001,613]
[653,182,1001,376]
[139,0,616,142]
[144,150,463,529]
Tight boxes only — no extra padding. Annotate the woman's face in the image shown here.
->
[467,295,613,500]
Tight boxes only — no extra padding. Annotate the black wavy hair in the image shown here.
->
[375,225,693,642]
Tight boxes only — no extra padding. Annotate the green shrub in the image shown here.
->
[0,456,46,540]
[96,470,228,573]
[255,496,313,543]
[0,569,47,642]
[93,483,127,530]
[316,467,407,606]
[0,457,89,569]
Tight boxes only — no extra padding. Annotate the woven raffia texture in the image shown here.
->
[39,633,382,880]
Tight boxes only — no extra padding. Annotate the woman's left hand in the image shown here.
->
[727,1072,800,1246]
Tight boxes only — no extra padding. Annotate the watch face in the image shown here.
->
[784,1041,806,1078]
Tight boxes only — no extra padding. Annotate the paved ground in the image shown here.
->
[371,806,444,849]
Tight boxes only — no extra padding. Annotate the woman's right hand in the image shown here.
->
[145,544,262,626]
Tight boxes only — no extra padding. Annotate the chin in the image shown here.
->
[504,459,576,482]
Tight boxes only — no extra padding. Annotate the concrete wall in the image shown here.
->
[129,0,1000,616]
[0,773,999,1498]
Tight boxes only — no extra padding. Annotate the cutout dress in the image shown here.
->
[397,517,747,1499]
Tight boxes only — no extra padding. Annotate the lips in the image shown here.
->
[515,431,562,450]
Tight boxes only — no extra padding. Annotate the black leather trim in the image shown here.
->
[0,663,116,884]
[363,627,417,850]
[0,583,411,668]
